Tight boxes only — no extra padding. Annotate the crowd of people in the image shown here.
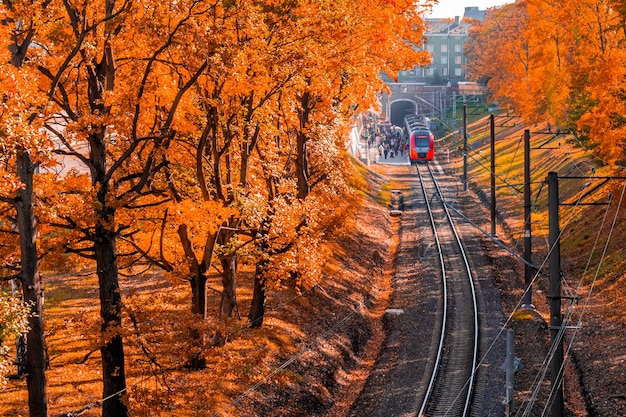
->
[362,119,408,160]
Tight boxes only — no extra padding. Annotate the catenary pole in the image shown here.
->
[505,328,515,416]
[548,171,564,417]
[523,129,534,308]
[463,103,468,191]
[490,114,496,236]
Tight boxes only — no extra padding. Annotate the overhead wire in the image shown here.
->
[519,179,620,416]
[210,292,378,417]
[438,187,555,414]
[210,215,397,414]
[540,179,624,417]
[515,181,589,417]
[466,149,525,196]
[503,134,524,182]
[464,144,548,267]
[449,120,623,415]
[441,164,607,417]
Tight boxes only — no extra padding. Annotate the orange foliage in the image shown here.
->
[466,1,531,115]
[0,0,433,414]
[467,0,626,164]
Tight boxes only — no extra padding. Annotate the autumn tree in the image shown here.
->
[467,0,626,163]
[1,1,213,415]
[465,1,532,116]
[0,2,52,415]
[157,1,278,323]
[143,0,433,331]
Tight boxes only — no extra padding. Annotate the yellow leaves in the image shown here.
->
[578,69,626,164]
[0,173,25,197]
[0,60,51,157]
[36,172,91,221]
[169,199,235,235]
[0,294,31,389]
[157,198,238,264]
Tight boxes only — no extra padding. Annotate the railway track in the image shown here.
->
[415,162,480,417]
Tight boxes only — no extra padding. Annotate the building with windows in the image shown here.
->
[395,7,486,85]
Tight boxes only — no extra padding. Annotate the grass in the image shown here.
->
[459,113,626,321]
[512,310,535,321]
[378,181,392,207]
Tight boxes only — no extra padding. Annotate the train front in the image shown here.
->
[409,129,435,163]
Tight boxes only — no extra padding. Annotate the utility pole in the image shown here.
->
[490,114,496,236]
[548,171,564,417]
[522,129,534,308]
[463,103,468,191]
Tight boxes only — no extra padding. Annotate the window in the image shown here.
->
[414,135,430,147]
[442,68,448,76]
[441,56,448,64]
[455,44,462,53]
[441,44,448,53]
[455,68,462,76]
[455,56,462,64]
[427,45,434,52]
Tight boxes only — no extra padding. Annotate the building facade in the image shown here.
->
[395,7,486,85]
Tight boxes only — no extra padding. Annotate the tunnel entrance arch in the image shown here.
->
[390,100,417,127]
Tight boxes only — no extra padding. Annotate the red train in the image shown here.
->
[404,115,435,163]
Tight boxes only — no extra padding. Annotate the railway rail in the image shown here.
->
[415,163,480,417]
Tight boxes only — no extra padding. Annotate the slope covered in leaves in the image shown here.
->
[454,114,626,416]
[0,1,433,415]
[0,156,399,416]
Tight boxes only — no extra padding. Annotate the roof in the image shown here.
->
[425,17,471,36]
[424,6,486,32]
[463,6,486,22]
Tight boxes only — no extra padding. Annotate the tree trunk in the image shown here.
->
[190,270,208,318]
[219,254,238,319]
[177,224,208,319]
[91,133,128,416]
[248,262,267,328]
[296,130,310,200]
[7,13,47,417]
[95,226,128,417]
[296,90,314,200]
[16,151,48,417]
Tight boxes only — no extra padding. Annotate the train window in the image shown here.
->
[414,135,430,147]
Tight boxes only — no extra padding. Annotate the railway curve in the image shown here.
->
[347,159,506,417]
